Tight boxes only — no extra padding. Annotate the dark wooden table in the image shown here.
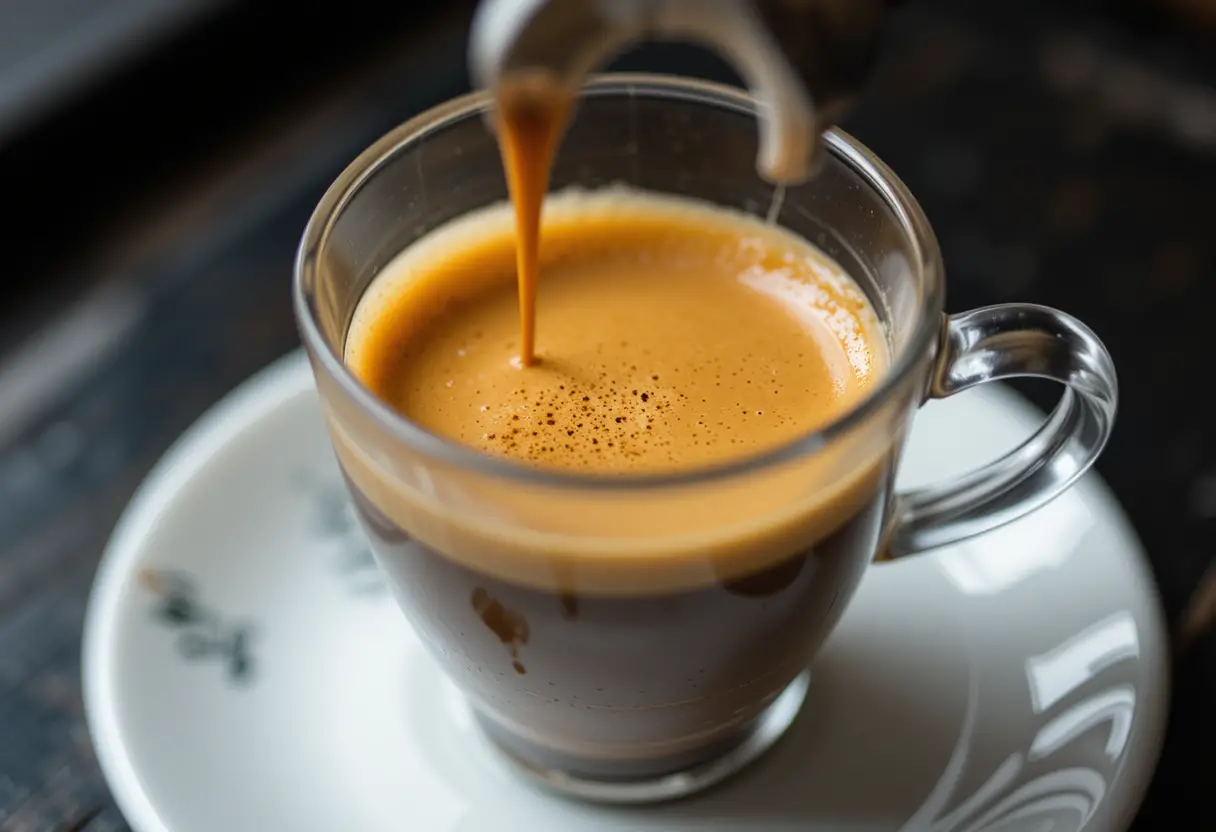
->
[0,1,1212,829]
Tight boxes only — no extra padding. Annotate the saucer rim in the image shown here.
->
[83,351,317,832]
[81,349,1171,832]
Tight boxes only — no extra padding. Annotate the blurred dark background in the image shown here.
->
[0,0,1213,828]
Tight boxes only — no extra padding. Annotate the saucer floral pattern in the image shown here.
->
[138,569,255,685]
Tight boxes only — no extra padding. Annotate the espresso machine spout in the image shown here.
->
[469,0,894,184]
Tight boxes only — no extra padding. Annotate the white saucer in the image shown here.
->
[83,351,1169,832]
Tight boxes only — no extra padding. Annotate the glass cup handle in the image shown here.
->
[886,304,1119,557]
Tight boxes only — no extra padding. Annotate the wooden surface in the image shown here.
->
[0,1,1212,829]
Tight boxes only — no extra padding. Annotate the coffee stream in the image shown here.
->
[495,78,792,368]
[493,75,572,367]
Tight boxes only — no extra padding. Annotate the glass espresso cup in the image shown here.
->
[294,75,1117,804]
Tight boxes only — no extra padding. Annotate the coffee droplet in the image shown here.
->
[472,587,531,674]
[559,592,580,620]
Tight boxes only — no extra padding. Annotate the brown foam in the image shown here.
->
[337,189,895,594]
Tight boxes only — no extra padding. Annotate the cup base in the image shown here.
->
[473,670,811,805]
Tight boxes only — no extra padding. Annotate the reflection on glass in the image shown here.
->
[936,497,1094,596]
[918,613,1140,831]
[956,767,1105,832]
[1030,684,1136,761]
[923,752,1107,832]
[1025,611,1139,713]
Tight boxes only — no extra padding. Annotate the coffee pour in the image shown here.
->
[469,0,897,185]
